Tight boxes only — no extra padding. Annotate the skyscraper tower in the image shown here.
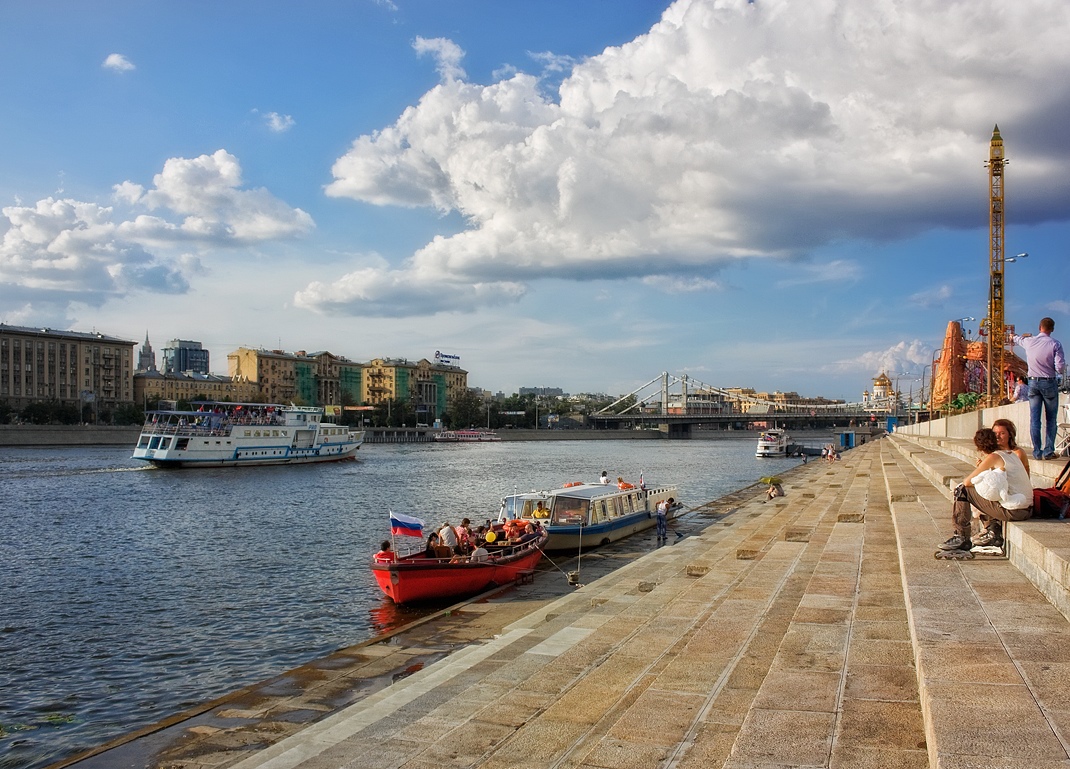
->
[138,331,157,372]
[985,125,1006,405]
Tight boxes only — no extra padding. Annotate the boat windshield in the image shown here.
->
[504,495,552,520]
[552,496,588,526]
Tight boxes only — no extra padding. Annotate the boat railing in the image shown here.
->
[140,422,231,438]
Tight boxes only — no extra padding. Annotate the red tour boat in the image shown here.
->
[371,514,547,604]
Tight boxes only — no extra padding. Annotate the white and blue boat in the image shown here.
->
[132,402,363,467]
[498,479,680,550]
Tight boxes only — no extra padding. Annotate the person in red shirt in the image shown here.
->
[373,540,396,563]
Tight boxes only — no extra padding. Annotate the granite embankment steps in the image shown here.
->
[889,432,1070,625]
[95,438,1070,769]
[222,445,929,769]
[886,433,1070,767]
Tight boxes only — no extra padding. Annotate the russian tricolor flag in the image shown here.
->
[390,512,425,538]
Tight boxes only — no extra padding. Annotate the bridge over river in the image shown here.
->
[588,372,912,437]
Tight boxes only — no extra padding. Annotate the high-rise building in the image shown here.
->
[138,332,157,372]
[162,339,210,374]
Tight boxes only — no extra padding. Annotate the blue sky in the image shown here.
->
[2,0,1069,402]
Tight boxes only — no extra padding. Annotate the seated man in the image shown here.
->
[373,540,396,563]
[515,523,541,546]
[469,543,490,562]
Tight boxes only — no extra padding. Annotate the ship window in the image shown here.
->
[149,436,161,450]
[591,500,607,523]
[138,436,150,448]
[552,497,587,525]
[175,438,189,450]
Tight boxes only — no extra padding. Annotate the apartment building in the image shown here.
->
[0,324,136,412]
[361,357,468,423]
[133,370,261,406]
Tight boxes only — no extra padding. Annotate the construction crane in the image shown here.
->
[984,125,1006,405]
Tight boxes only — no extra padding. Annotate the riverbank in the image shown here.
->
[55,436,1070,769]
[0,424,865,448]
[0,424,140,446]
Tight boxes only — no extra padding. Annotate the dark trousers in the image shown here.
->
[952,485,1032,537]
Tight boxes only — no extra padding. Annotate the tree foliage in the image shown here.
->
[445,388,485,429]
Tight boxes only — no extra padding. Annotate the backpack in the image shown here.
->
[1032,487,1069,519]
[1032,459,1070,519]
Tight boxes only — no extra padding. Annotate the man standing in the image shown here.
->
[1012,317,1066,460]
[655,497,672,541]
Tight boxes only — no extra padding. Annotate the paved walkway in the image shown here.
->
[63,439,1070,768]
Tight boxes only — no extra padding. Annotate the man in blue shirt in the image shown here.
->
[1012,317,1066,460]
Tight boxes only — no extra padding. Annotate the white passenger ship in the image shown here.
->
[755,428,790,458]
[132,403,364,468]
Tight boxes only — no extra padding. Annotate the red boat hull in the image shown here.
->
[371,538,546,604]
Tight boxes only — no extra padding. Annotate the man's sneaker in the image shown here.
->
[974,527,1004,548]
[938,533,973,551]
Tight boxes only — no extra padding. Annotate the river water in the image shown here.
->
[0,437,804,769]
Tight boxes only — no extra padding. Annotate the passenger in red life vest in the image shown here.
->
[374,540,396,563]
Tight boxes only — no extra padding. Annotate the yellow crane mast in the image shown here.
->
[985,125,1006,405]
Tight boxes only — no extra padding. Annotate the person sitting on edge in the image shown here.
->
[374,540,396,563]
[599,471,610,485]
[938,428,1033,553]
[423,533,440,558]
[1011,375,1028,403]
[1011,317,1066,460]
[975,419,1031,546]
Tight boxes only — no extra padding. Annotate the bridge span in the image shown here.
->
[590,372,907,437]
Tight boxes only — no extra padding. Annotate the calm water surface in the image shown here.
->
[0,438,802,768]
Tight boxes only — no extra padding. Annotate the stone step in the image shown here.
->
[880,439,1070,767]
[226,445,914,769]
[890,433,1070,625]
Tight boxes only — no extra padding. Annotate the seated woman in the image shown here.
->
[938,428,1033,553]
[424,532,451,559]
[976,419,1031,546]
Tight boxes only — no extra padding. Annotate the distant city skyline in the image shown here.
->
[3,1,1069,401]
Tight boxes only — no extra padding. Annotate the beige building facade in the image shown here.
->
[134,371,262,407]
[362,357,468,422]
[0,324,136,412]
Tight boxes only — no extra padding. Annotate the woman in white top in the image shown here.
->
[938,427,1033,552]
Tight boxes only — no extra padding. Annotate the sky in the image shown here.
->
[2,0,1070,402]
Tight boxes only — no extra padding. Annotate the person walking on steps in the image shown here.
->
[938,428,1033,554]
[1011,317,1066,460]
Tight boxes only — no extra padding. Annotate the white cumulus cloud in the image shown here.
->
[2,151,313,315]
[413,36,467,82]
[258,110,295,133]
[102,53,135,72]
[302,0,1070,319]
